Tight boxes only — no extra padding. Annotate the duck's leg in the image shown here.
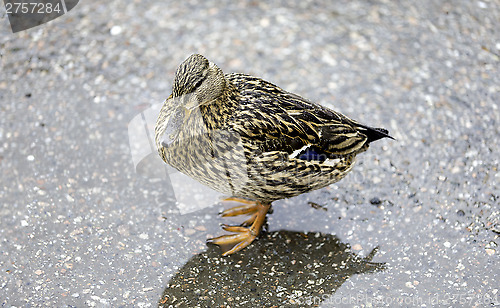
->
[218,197,260,217]
[208,199,271,256]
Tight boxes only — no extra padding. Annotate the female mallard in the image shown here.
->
[155,54,392,256]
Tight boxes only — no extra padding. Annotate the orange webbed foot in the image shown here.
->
[208,198,271,256]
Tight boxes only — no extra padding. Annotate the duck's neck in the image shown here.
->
[199,83,239,130]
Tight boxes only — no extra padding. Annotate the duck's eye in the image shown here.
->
[193,78,204,90]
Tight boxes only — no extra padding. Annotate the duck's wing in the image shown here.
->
[230,75,391,161]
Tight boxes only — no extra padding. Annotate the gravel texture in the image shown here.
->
[1,0,499,307]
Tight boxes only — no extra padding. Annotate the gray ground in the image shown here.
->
[1,0,499,307]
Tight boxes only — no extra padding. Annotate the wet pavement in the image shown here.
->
[1,0,499,307]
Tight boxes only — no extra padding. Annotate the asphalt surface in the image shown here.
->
[1,0,499,307]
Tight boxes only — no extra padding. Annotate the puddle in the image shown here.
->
[159,230,385,307]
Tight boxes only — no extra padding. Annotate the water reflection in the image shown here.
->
[159,230,385,307]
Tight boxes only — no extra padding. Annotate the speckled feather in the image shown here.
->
[155,54,391,203]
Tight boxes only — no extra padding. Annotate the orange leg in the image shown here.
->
[208,198,271,256]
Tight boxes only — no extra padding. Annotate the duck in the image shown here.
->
[155,54,392,256]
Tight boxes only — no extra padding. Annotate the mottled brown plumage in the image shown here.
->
[155,54,392,255]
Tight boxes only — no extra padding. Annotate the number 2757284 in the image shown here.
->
[5,2,62,14]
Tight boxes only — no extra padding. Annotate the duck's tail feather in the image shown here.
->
[359,125,395,143]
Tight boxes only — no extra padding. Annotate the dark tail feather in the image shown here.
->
[360,125,395,143]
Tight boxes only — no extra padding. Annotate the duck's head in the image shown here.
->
[172,54,226,109]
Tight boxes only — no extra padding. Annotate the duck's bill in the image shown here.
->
[161,107,186,147]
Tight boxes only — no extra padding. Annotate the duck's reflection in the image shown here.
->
[159,230,385,307]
